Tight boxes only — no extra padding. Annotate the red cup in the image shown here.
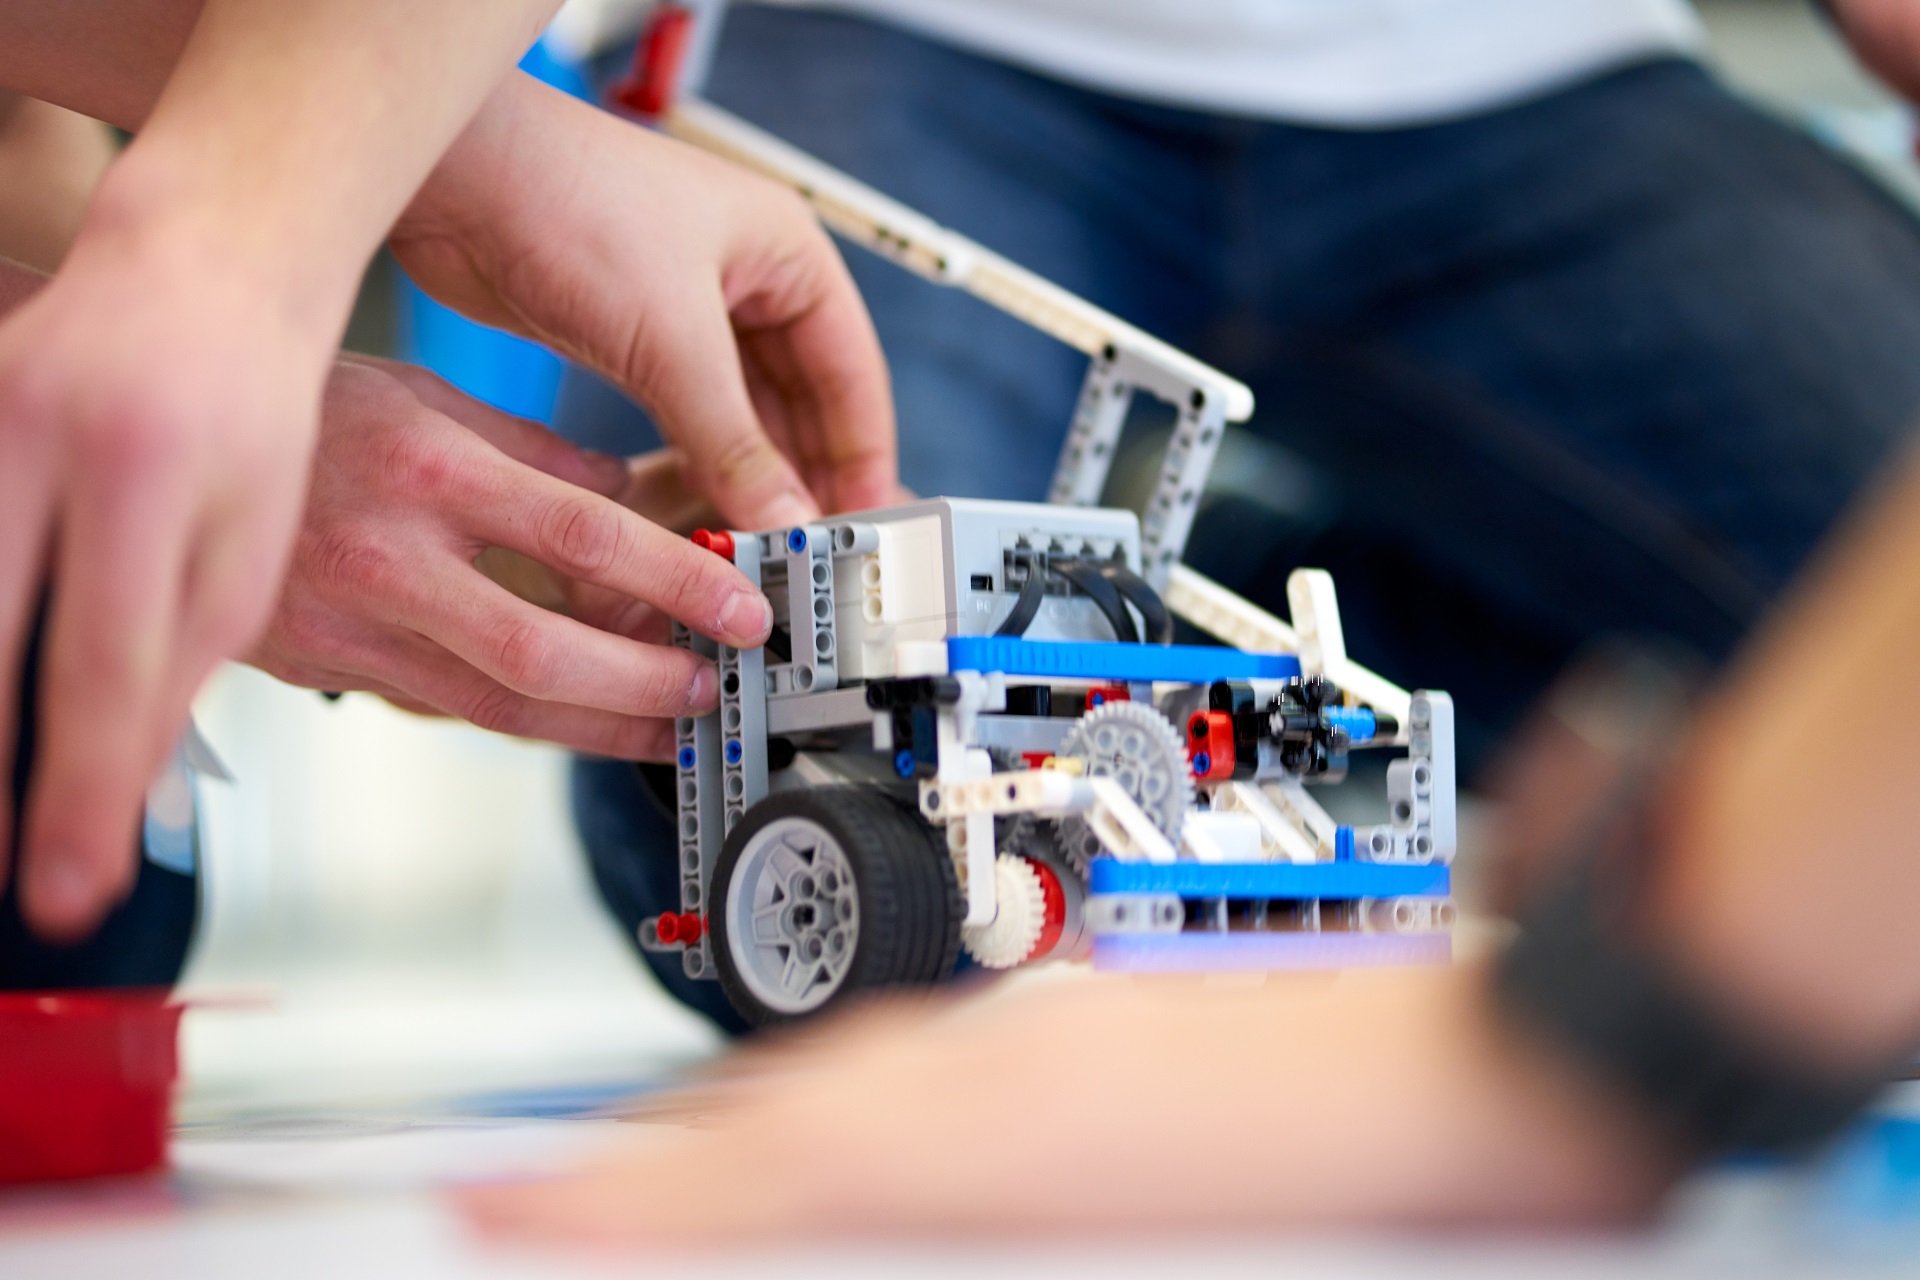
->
[0,991,182,1184]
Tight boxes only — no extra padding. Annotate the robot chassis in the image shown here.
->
[625,50,1459,1025]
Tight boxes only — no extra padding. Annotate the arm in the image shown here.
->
[0,0,560,942]
[465,452,1920,1243]
[1,1,895,946]
[0,1,897,529]
[0,254,767,769]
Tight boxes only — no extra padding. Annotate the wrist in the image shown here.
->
[73,144,363,350]
[395,72,578,254]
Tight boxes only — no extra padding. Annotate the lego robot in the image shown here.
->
[622,23,1458,1025]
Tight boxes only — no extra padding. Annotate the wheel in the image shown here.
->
[711,787,961,1026]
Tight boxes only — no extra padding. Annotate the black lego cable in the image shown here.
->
[1097,562,1174,645]
[995,552,1049,638]
[1051,558,1140,644]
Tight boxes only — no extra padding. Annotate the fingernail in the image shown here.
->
[764,493,820,530]
[720,591,773,644]
[687,664,720,712]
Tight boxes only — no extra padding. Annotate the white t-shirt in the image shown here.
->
[746,0,1705,126]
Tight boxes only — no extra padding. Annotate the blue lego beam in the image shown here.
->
[947,637,1302,684]
[1089,859,1450,899]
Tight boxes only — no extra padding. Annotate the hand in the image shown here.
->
[248,358,771,760]
[476,448,718,619]
[462,968,1673,1246]
[0,219,325,940]
[391,73,898,532]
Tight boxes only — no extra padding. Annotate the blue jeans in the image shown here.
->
[560,8,1920,1026]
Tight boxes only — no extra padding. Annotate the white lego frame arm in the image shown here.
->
[664,98,1254,422]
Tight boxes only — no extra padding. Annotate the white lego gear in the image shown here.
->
[962,854,1051,969]
[1056,701,1194,869]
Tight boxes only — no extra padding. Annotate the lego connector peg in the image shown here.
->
[691,528,737,560]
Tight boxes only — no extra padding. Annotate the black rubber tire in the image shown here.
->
[711,787,961,1026]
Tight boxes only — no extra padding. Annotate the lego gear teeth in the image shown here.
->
[962,854,1049,969]
[1056,700,1195,866]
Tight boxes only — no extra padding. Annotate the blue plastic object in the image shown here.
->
[1335,826,1355,861]
[677,746,696,770]
[1088,859,1450,899]
[393,39,593,424]
[947,637,1302,684]
[724,739,743,765]
[893,750,916,779]
[1325,707,1378,743]
[787,528,808,553]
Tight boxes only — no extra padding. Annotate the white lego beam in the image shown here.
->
[1164,564,1301,653]
[663,99,1254,423]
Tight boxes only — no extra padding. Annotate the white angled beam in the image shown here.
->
[663,99,1254,424]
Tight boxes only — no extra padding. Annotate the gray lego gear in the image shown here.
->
[1055,701,1195,867]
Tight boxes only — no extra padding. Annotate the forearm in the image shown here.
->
[1645,452,1920,1070]
[4,0,562,342]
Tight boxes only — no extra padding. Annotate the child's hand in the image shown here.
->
[247,358,776,760]
[0,219,325,940]
[392,74,898,534]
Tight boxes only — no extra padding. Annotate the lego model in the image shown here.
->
[620,8,1457,1025]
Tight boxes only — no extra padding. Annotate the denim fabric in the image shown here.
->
[2,610,198,991]
[571,757,750,1035]
[559,8,1920,1025]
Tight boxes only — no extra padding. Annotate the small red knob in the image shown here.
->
[691,529,737,560]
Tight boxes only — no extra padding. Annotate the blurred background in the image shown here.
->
[172,0,1919,1123]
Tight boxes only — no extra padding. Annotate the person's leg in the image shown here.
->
[570,757,748,1034]
[1184,60,1920,767]
[1,608,197,990]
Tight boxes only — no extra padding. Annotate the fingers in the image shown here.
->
[22,468,188,938]
[734,252,898,516]
[561,580,673,646]
[342,629,678,760]
[454,455,772,652]
[402,557,723,721]
[363,357,632,497]
[625,281,823,532]
[613,448,721,536]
